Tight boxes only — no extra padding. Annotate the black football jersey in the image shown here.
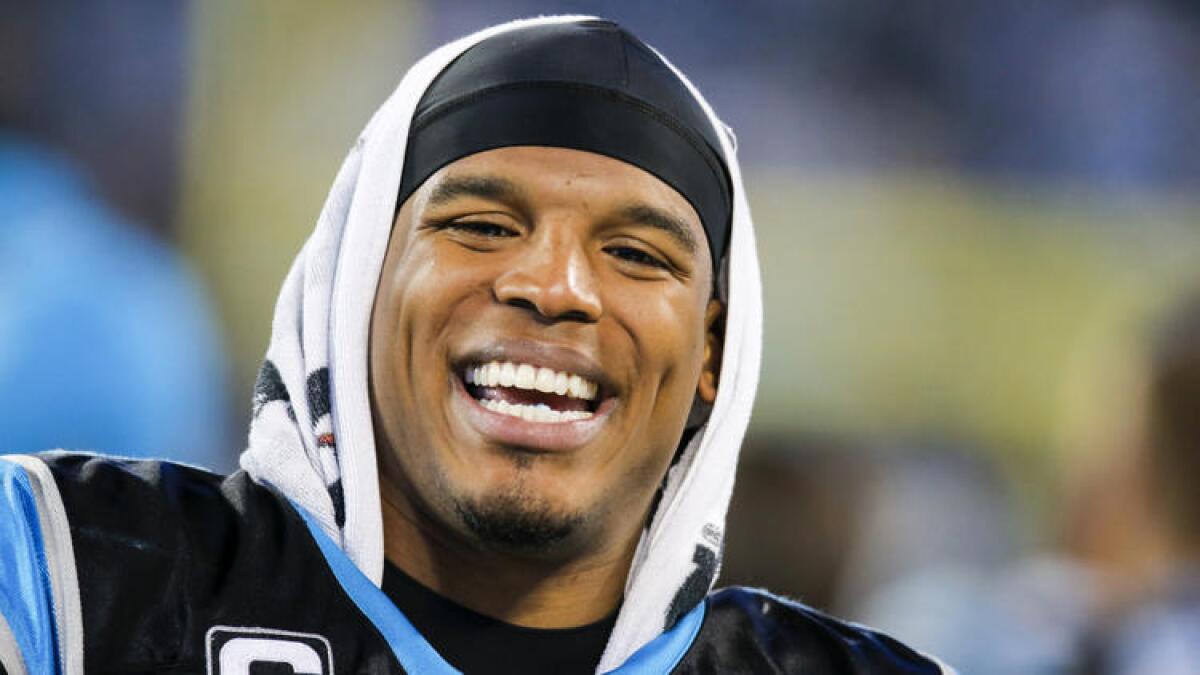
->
[0,453,950,674]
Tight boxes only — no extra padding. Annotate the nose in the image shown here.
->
[493,231,602,323]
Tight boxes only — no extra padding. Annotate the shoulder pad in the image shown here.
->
[674,586,954,674]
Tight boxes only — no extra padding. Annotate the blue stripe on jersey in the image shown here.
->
[0,459,60,674]
[294,502,462,674]
[292,501,706,674]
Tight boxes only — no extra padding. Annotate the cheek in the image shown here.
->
[373,252,457,406]
[627,287,708,379]
[389,248,480,342]
[607,283,709,437]
[373,253,487,468]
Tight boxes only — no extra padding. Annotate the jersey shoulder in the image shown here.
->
[33,450,279,598]
[2,452,421,674]
[35,449,258,543]
[13,451,317,672]
[675,586,953,674]
[0,455,66,674]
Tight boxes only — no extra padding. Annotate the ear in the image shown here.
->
[697,299,724,404]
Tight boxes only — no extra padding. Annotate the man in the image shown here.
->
[0,17,951,674]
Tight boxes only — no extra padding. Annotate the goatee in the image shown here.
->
[453,490,584,553]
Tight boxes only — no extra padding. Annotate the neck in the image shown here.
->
[379,479,636,628]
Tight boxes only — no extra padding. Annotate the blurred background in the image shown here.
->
[3,1,1200,672]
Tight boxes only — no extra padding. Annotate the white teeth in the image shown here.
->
[478,398,593,423]
[534,367,557,393]
[567,374,597,399]
[515,364,536,389]
[498,362,516,387]
[465,360,599,401]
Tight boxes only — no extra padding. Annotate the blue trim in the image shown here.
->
[293,503,461,674]
[293,502,705,674]
[604,602,704,674]
[0,459,60,674]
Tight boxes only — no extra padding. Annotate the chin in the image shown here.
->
[450,485,587,555]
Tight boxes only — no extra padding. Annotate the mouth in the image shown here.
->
[463,361,601,424]
[448,344,619,452]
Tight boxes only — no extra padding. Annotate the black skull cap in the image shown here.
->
[397,19,733,266]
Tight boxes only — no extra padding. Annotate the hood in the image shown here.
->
[240,15,762,671]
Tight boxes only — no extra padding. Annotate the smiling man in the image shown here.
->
[373,147,719,585]
[0,17,951,675]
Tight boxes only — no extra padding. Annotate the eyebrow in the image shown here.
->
[618,204,700,257]
[425,174,524,209]
[424,173,702,257]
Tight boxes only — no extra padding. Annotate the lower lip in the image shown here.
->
[450,376,615,452]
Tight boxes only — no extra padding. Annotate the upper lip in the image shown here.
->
[453,338,619,400]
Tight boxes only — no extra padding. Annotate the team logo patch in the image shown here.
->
[207,626,334,675]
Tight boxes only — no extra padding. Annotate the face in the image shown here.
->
[370,146,722,560]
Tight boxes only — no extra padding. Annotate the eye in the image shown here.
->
[605,245,669,270]
[443,220,518,238]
